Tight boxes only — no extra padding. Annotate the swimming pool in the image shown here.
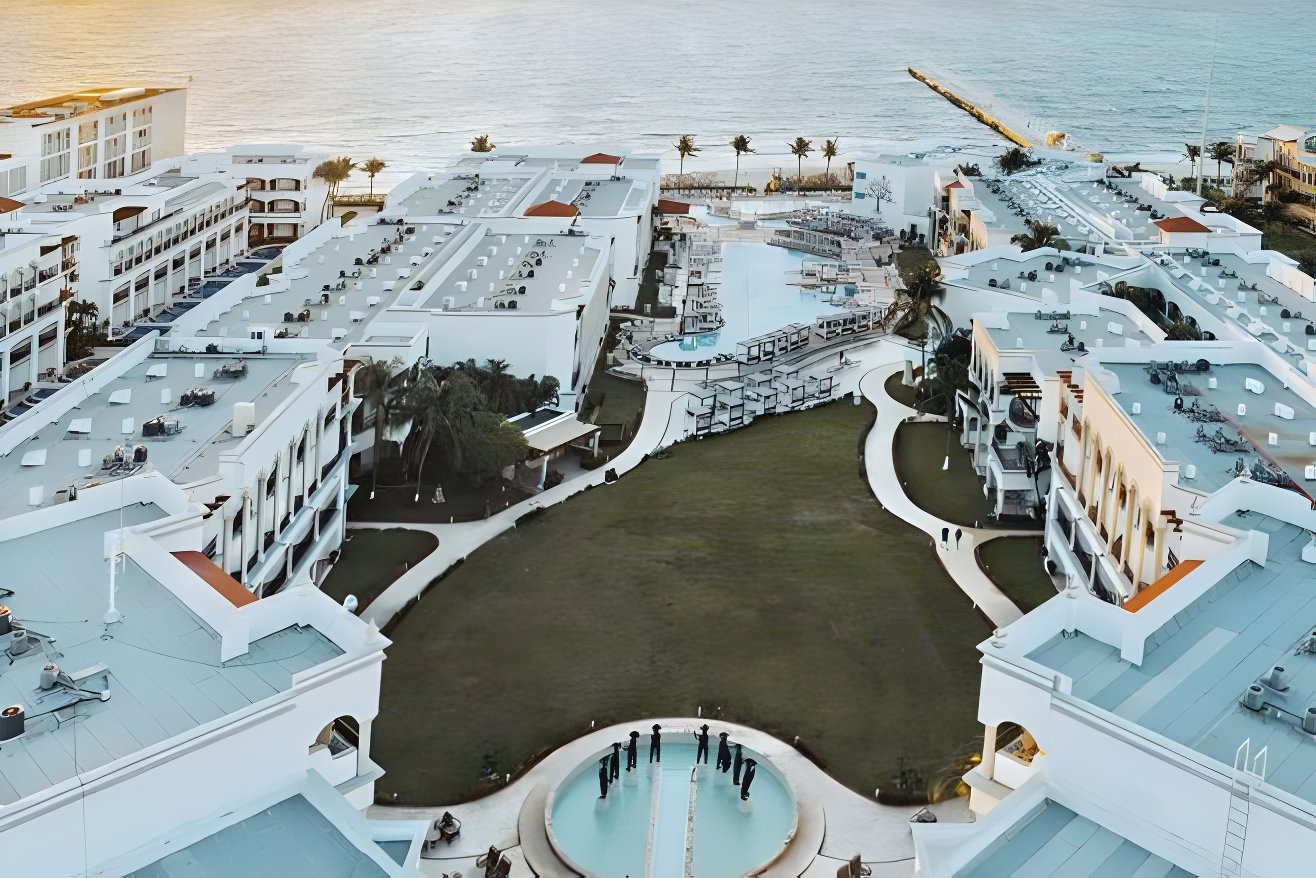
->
[547,740,796,878]
[649,242,845,362]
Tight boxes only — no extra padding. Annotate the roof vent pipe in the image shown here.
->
[0,604,10,637]
[1268,665,1290,692]
[0,705,23,741]
[1304,707,1316,735]
[1242,684,1265,711]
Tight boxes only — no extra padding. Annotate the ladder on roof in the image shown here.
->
[1221,738,1267,878]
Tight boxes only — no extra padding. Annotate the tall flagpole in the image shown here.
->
[1196,57,1215,197]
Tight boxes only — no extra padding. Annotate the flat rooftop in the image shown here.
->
[1103,361,1316,494]
[1142,251,1315,367]
[957,252,1121,297]
[1,87,180,119]
[0,507,342,806]
[200,224,429,342]
[987,308,1151,374]
[1029,515,1316,807]
[0,354,310,519]
[398,174,534,218]
[956,798,1195,877]
[973,177,1094,245]
[413,229,601,311]
[127,786,391,877]
[522,175,649,218]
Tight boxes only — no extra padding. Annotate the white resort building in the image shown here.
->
[0,87,188,194]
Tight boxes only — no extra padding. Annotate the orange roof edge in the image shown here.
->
[581,152,622,165]
[172,550,257,608]
[656,198,691,214]
[1123,559,1202,613]
[523,199,579,218]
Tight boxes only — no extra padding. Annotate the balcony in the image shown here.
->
[990,440,1029,472]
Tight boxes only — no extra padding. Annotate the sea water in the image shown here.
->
[5,0,1311,181]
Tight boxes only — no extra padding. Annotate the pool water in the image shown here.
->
[548,741,796,878]
[650,242,844,362]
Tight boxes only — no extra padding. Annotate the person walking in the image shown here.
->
[732,744,745,785]
[940,526,949,549]
[954,527,963,549]
[716,732,732,772]
[609,742,621,782]
[598,756,610,799]
[740,758,758,801]
[693,724,710,764]
[625,731,639,772]
[649,724,662,763]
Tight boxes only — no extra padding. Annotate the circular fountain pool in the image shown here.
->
[546,740,797,878]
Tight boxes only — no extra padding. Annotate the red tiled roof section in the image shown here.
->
[656,198,691,214]
[1155,216,1211,234]
[0,197,23,214]
[946,181,965,189]
[581,152,622,165]
[172,550,257,608]
[523,199,579,218]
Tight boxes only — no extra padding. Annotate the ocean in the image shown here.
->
[4,0,1312,177]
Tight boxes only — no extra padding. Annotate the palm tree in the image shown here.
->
[788,137,813,188]
[895,261,948,338]
[398,369,451,501]
[729,135,754,194]
[357,358,397,499]
[484,358,515,414]
[995,147,1040,175]
[312,156,355,222]
[673,135,699,188]
[470,135,495,153]
[1010,220,1061,251]
[360,157,387,197]
[822,138,839,184]
[1208,141,1234,188]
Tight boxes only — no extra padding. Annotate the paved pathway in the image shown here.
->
[854,348,1024,628]
[357,389,686,628]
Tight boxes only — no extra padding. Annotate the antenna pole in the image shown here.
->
[104,529,123,624]
[1196,59,1214,197]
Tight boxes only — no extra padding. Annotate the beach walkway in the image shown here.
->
[854,350,1024,628]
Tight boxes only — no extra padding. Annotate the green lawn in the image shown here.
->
[347,477,531,525]
[321,528,438,609]
[892,420,995,527]
[976,536,1059,614]
[884,367,921,408]
[374,402,990,805]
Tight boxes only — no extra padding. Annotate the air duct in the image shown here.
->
[1304,707,1316,735]
[39,662,59,690]
[1268,665,1290,692]
[1242,684,1265,711]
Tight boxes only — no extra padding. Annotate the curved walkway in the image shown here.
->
[358,389,687,627]
[370,718,968,878]
[856,353,1024,628]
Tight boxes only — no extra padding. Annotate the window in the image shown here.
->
[855,171,867,180]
